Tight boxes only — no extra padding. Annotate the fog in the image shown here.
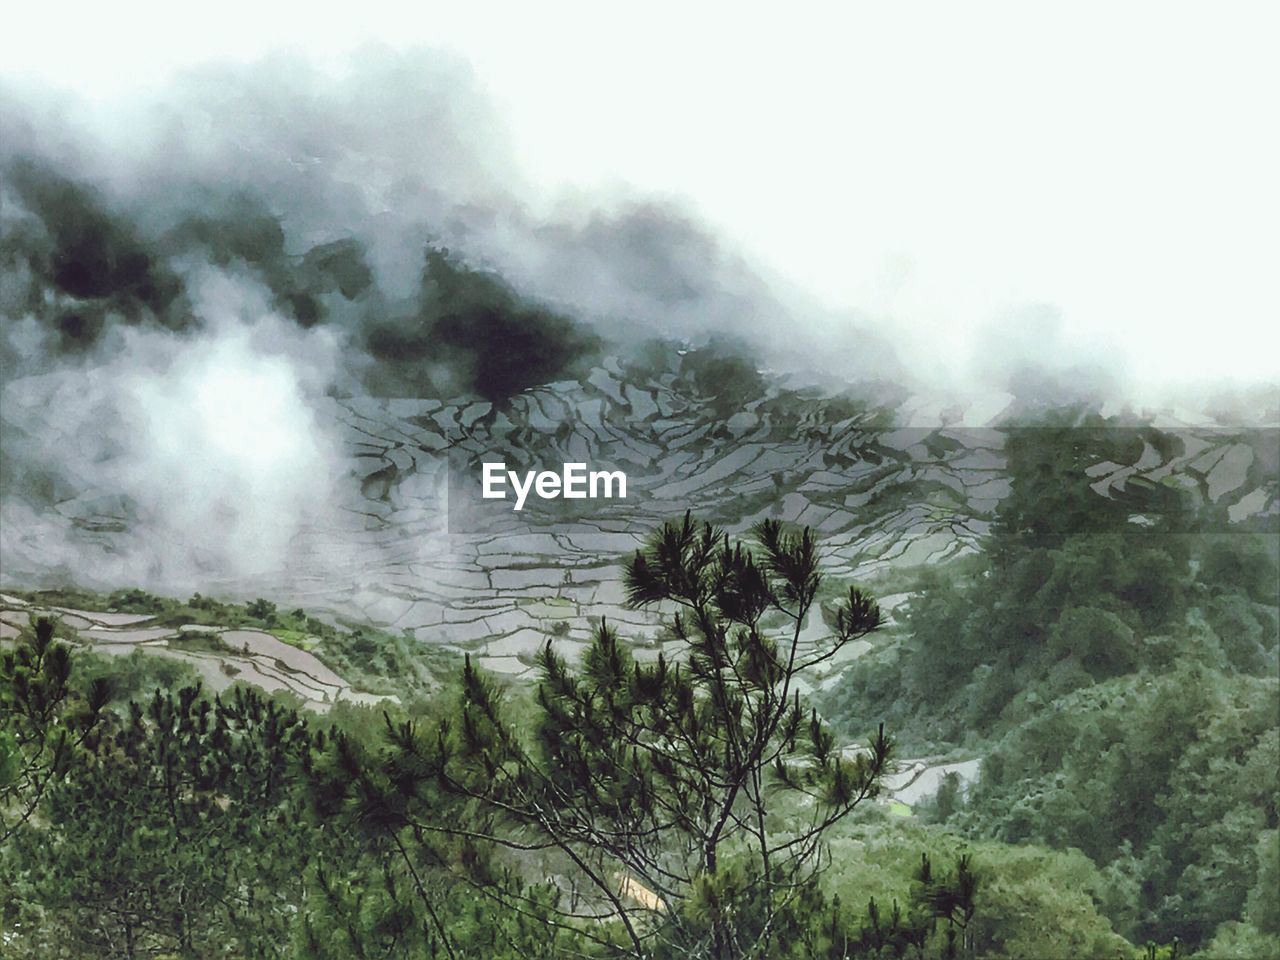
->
[1,29,1276,595]
[4,3,1277,388]
[2,51,850,592]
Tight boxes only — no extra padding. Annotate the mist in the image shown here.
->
[1,47,1275,598]
[0,51,835,595]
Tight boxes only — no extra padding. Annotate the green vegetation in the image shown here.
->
[961,667,1277,947]
[8,586,306,631]
[1,618,108,845]
[7,682,317,956]
[5,586,460,702]
[823,825,1133,959]
[316,515,898,958]
[4,464,1277,955]
[821,417,1280,954]
[3,517,989,959]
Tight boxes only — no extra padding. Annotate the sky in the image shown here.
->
[3,1,1278,392]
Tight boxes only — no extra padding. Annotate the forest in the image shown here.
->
[820,417,1279,957]
[2,418,1278,959]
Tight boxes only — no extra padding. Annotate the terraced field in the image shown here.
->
[0,593,397,711]
[0,590,984,811]
[4,359,1274,677]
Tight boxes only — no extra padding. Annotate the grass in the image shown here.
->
[270,628,318,651]
[168,633,229,655]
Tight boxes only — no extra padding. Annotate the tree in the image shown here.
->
[7,682,319,958]
[958,666,1279,949]
[1246,830,1280,936]
[325,514,891,958]
[854,853,979,960]
[1,616,107,843]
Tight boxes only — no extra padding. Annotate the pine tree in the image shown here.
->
[1,616,107,842]
[7,678,318,957]
[331,514,891,958]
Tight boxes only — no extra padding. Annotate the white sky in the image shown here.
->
[3,1,1278,391]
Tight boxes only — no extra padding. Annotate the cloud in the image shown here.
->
[2,48,856,596]
[0,269,350,591]
[3,45,1271,599]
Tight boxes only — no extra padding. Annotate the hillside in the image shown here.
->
[4,348,1275,684]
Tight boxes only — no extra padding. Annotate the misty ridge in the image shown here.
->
[1,35,1278,960]
[1,48,843,391]
[0,49,810,592]
[1,47,1276,599]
